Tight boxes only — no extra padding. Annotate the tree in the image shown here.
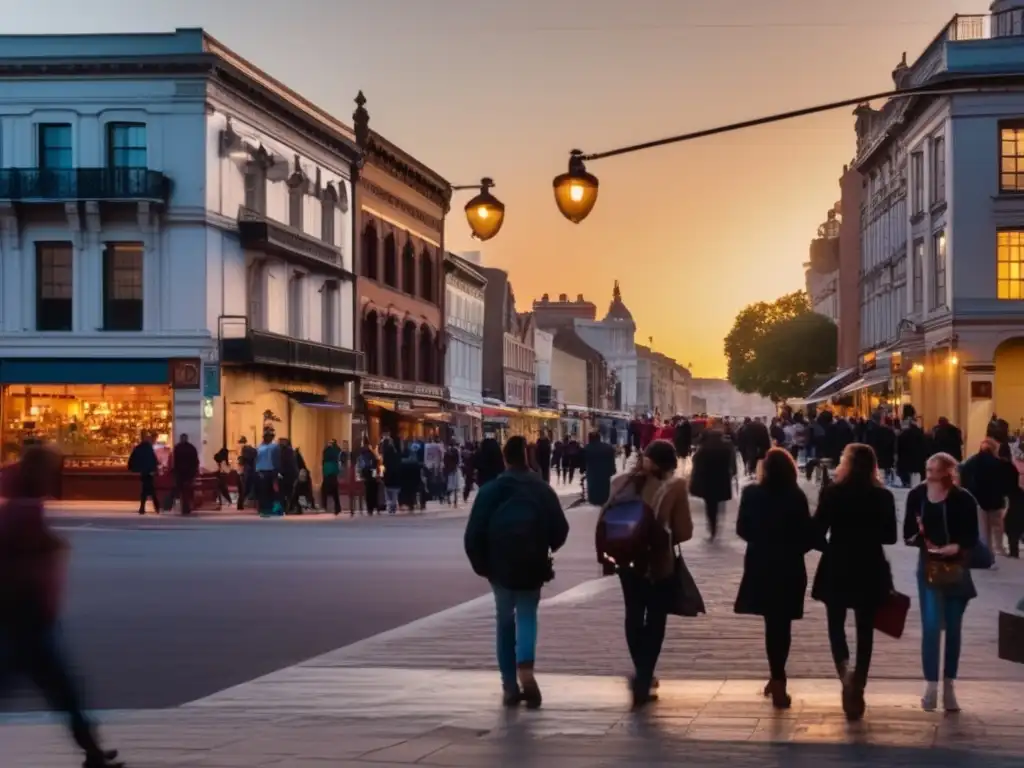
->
[753,313,838,402]
[724,290,811,396]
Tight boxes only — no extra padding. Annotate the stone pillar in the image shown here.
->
[375,314,385,378]
[412,325,422,383]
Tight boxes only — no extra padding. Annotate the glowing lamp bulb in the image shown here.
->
[569,183,585,203]
[477,205,489,219]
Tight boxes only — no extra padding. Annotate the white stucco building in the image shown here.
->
[572,282,638,412]
[444,252,485,440]
[851,2,1024,449]
[534,328,553,390]
[0,28,361,481]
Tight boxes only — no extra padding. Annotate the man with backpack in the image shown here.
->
[464,436,569,709]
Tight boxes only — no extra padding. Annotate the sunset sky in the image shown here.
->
[3,0,995,376]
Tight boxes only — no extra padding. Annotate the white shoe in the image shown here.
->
[921,682,938,712]
[943,680,961,713]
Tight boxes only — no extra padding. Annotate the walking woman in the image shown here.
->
[735,448,815,709]
[903,452,979,712]
[689,429,736,541]
[811,443,897,721]
[606,440,693,708]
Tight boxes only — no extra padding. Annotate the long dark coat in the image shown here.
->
[896,424,927,477]
[810,483,897,610]
[690,440,735,504]
[584,441,617,506]
[734,484,815,620]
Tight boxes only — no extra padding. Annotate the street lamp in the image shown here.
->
[554,77,1024,224]
[453,177,505,241]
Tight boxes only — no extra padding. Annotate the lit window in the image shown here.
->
[997,230,1024,300]
[1000,124,1024,193]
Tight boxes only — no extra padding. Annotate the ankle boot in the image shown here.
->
[517,661,542,709]
[767,679,791,710]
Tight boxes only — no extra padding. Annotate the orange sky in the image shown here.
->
[7,0,994,376]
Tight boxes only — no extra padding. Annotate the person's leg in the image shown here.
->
[138,475,148,514]
[825,603,851,675]
[331,478,341,515]
[764,615,791,682]
[178,479,192,515]
[852,606,876,688]
[990,509,1007,555]
[705,501,719,540]
[490,585,519,700]
[941,595,968,711]
[635,578,669,696]
[618,570,645,671]
[514,589,542,707]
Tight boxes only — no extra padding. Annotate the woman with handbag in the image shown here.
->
[603,440,693,709]
[811,443,898,721]
[903,451,980,712]
[735,448,815,709]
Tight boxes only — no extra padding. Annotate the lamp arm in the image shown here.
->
[581,80,1024,163]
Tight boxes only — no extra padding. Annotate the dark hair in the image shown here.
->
[836,443,880,487]
[503,435,528,468]
[758,447,798,489]
[644,439,678,478]
[16,444,62,498]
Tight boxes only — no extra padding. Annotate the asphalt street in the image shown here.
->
[1,504,601,712]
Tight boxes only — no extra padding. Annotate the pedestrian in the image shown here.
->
[931,417,963,461]
[356,438,379,515]
[535,430,552,484]
[811,443,897,721]
[168,433,200,516]
[1007,462,1024,559]
[321,439,343,515]
[552,438,564,482]
[603,439,693,708]
[461,442,476,503]
[475,437,505,488]
[128,430,159,515]
[443,440,461,507]
[212,445,234,506]
[277,437,298,514]
[254,430,279,516]
[381,438,402,514]
[464,436,569,709]
[689,429,736,541]
[959,438,1013,559]
[0,445,123,767]
[236,436,257,510]
[896,417,927,488]
[292,447,317,512]
[583,430,617,506]
[904,452,980,712]
[673,417,692,472]
[734,448,815,709]
[564,436,580,484]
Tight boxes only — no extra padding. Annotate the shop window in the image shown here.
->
[36,242,73,331]
[38,123,72,169]
[420,250,434,303]
[361,221,379,280]
[402,241,416,294]
[102,243,143,331]
[107,122,147,168]
[998,229,1024,299]
[912,240,924,315]
[1,384,172,465]
[383,233,397,288]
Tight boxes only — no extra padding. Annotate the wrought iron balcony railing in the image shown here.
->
[0,167,171,203]
[220,322,365,379]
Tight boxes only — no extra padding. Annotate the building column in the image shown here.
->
[412,325,422,383]
[0,203,20,333]
[375,314,386,377]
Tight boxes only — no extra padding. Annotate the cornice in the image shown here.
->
[365,135,452,211]
[0,54,217,79]
[359,178,444,234]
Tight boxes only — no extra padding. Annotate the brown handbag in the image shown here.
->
[919,500,965,588]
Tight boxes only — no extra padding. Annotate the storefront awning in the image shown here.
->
[790,366,859,406]
[481,405,519,417]
[279,390,352,411]
[521,408,560,419]
[836,369,890,397]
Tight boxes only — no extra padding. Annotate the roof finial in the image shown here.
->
[353,90,370,149]
[613,279,621,302]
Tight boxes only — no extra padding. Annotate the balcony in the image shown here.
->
[0,168,171,203]
[220,321,364,380]
[238,207,351,276]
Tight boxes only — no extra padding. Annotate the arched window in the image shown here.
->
[363,310,380,375]
[401,321,417,380]
[419,326,435,384]
[420,249,434,303]
[382,316,399,378]
[361,222,379,280]
[402,240,416,295]
[383,233,398,288]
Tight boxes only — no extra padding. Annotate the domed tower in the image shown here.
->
[604,280,635,325]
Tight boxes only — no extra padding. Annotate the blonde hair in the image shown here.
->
[834,443,881,487]
[927,452,959,480]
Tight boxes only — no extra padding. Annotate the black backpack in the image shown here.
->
[487,486,553,589]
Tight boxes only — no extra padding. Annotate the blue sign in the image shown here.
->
[203,363,221,397]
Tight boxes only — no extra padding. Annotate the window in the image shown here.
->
[288,187,303,229]
[247,261,266,330]
[420,250,434,303]
[402,241,416,294]
[911,151,924,213]
[102,243,143,331]
[383,234,397,287]
[243,164,266,214]
[107,123,146,168]
[321,282,337,346]
[931,231,947,311]
[998,230,1024,299]
[288,272,304,338]
[1001,123,1024,193]
[38,124,72,169]
[931,136,945,204]
[362,223,379,280]
[321,200,335,245]
[912,239,924,315]
[36,243,73,331]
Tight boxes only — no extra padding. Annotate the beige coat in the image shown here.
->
[607,472,694,581]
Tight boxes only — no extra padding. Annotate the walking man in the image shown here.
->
[170,434,200,516]
[128,431,159,515]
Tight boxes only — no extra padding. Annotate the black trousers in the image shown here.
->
[764,616,792,681]
[362,476,379,514]
[1006,511,1022,558]
[321,475,341,513]
[138,473,159,514]
[215,472,232,505]
[567,466,576,484]
[0,620,102,757]
[539,462,551,484]
[705,500,721,539]
[619,570,670,692]
[237,470,254,510]
[826,603,876,687]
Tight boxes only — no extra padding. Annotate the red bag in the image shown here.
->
[875,590,910,639]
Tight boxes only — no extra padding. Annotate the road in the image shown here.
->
[3,499,597,712]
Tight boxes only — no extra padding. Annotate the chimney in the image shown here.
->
[558,293,568,302]
[576,294,585,303]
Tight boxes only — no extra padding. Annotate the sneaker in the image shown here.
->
[518,665,542,710]
[921,682,938,712]
[943,680,961,713]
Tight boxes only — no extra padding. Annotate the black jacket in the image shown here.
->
[896,424,927,476]
[673,422,692,458]
[690,440,736,503]
[464,469,569,590]
[535,437,552,467]
[959,451,1014,512]
[128,441,158,475]
[811,482,897,610]
[735,484,815,620]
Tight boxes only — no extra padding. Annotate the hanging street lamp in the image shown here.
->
[453,177,505,241]
[553,77,1024,224]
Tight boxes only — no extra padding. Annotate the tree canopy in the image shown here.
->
[724,291,837,402]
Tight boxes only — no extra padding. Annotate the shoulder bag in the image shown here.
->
[918,500,965,588]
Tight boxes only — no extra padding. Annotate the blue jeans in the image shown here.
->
[491,585,540,692]
[918,574,969,682]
